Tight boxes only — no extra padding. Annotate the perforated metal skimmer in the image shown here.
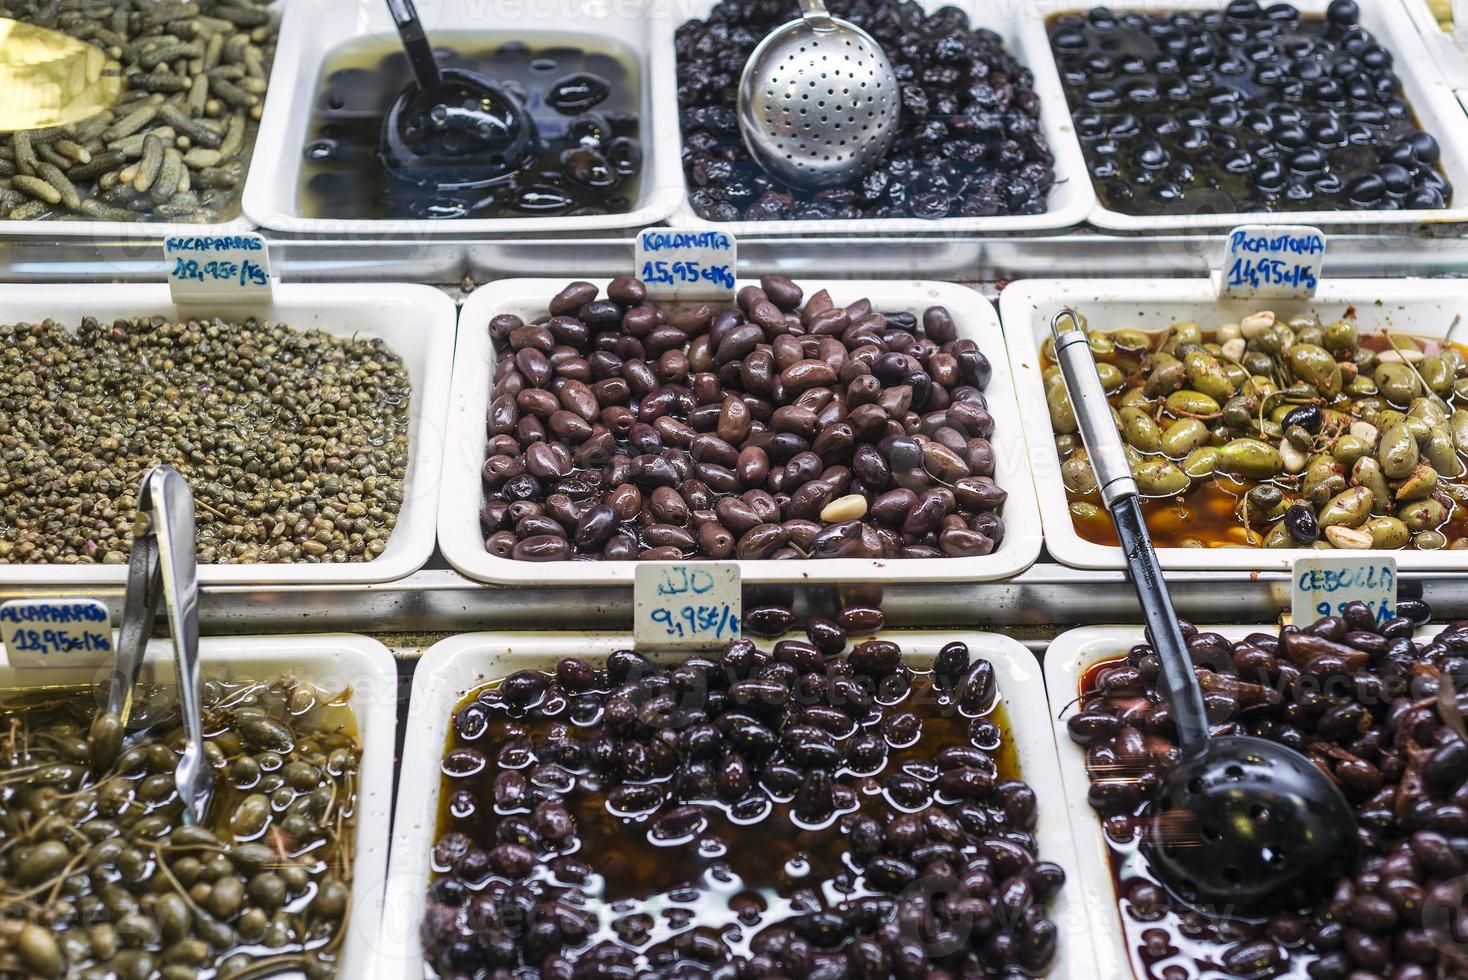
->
[736,0,899,191]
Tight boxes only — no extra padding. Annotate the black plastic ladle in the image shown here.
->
[378,0,536,189]
[1051,309,1360,912]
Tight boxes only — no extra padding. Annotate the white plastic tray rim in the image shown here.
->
[1002,275,1468,574]
[440,277,1044,586]
[380,629,1095,980]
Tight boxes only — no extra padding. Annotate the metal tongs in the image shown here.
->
[93,465,212,824]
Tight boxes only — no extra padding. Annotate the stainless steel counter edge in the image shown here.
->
[1,229,1467,282]
[4,563,1462,636]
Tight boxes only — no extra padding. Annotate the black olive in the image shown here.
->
[1284,503,1320,545]
[1327,0,1359,26]
[1283,404,1323,434]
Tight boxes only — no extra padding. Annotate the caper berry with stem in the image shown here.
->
[0,674,360,977]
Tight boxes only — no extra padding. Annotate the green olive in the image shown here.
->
[1395,464,1439,502]
[1319,486,1375,528]
[1377,423,1419,480]
[1113,328,1152,352]
[1161,418,1209,457]
[1165,389,1221,417]
[1181,446,1219,478]
[1330,434,1372,468]
[1120,407,1162,454]
[1425,428,1462,479]
[1400,497,1449,532]
[1344,374,1378,398]
[1375,362,1422,405]
[1263,521,1294,548]
[1086,330,1115,356]
[1046,384,1076,435]
[1414,529,1449,549]
[1133,458,1190,497]
[1287,343,1342,397]
[1217,438,1282,480]
[1323,319,1359,352]
[1183,350,1236,403]
[1061,457,1098,495]
[1361,516,1411,549]
[1165,321,1203,351]
[1421,354,1453,395]
[1352,458,1394,517]
[1144,360,1187,397]
[1096,362,1125,392]
[1451,409,1468,456]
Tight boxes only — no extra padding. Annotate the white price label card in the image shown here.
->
[633,563,741,650]
[1217,224,1326,300]
[165,232,273,305]
[635,229,737,302]
[1,599,113,668]
[1291,555,1397,629]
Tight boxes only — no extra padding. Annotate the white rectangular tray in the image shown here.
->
[243,0,681,236]
[0,282,455,587]
[1029,0,1468,231]
[0,1,282,240]
[1002,276,1468,573]
[1401,0,1468,89]
[1043,623,1448,980]
[441,278,1042,586]
[0,632,398,980]
[655,0,1095,236]
[380,629,1094,980]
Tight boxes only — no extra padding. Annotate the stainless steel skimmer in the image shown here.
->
[93,466,213,824]
[736,0,900,191]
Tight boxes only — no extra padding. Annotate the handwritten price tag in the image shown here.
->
[1217,224,1326,300]
[165,232,273,305]
[2,599,113,668]
[635,229,736,302]
[1291,555,1397,629]
[633,563,741,651]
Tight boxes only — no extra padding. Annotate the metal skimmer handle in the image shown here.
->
[1051,309,1137,508]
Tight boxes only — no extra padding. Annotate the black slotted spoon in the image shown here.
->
[1051,309,1359,911]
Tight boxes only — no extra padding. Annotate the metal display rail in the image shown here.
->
[3,228,1466,643]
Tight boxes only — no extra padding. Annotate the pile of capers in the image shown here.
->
[0,676,360,978]
[1045,310,1468,550]
[0,314,411,565]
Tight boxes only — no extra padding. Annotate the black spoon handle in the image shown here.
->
[1109,495,1210,752]
[1050,310,1210,754]
[385,0,442,91]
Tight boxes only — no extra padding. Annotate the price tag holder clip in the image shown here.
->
[1214,224,1326,301]
[1291,554,1397,629]
[165,231,274,307]
[634,229,737,304]
[633,562,742,652]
